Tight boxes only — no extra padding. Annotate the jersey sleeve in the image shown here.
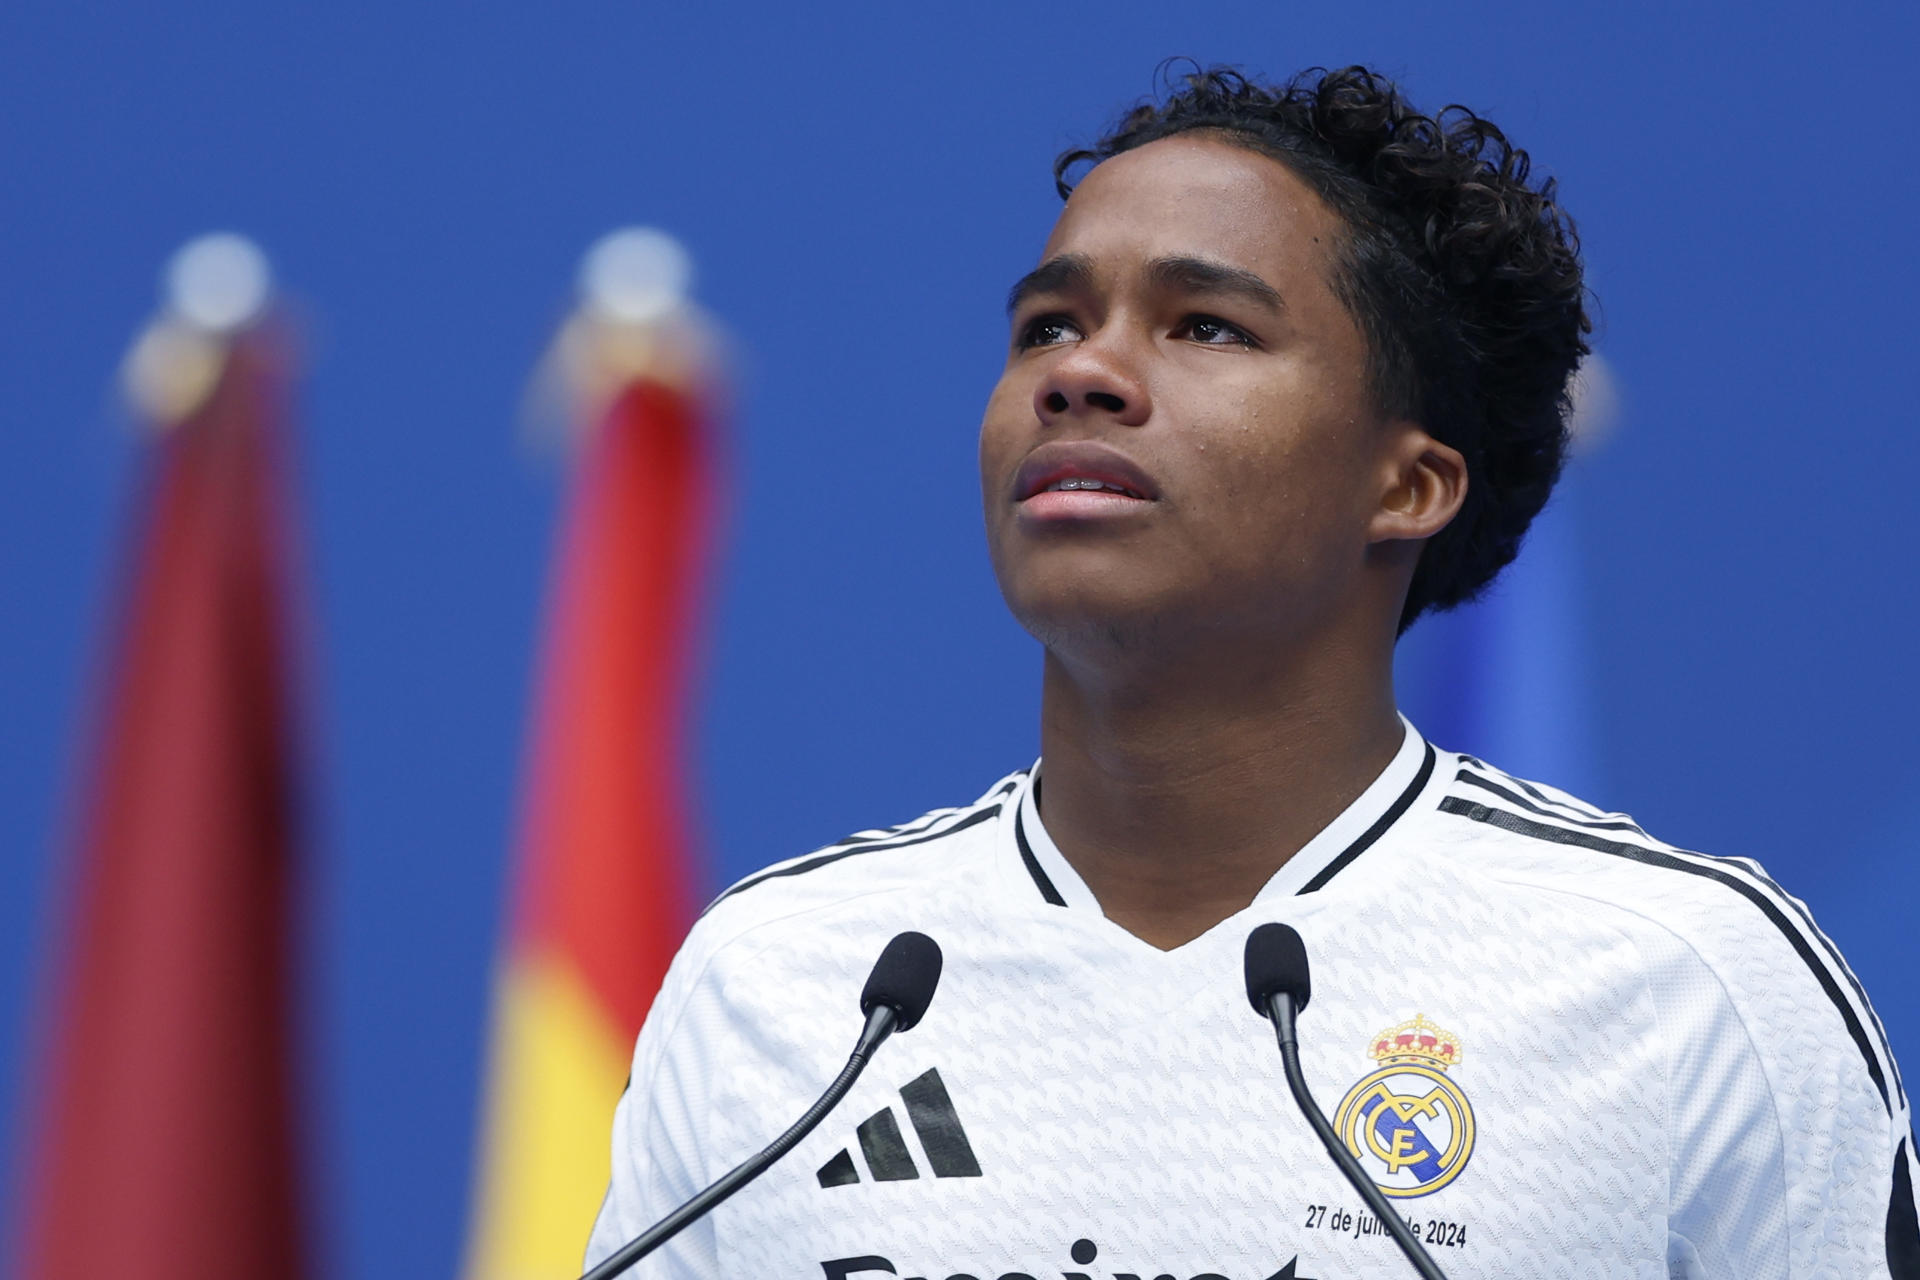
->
[1657,865,1917,1278]
[582,931,723,1279]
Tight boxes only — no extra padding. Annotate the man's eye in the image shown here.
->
[1179,315,1256,347]
[1017,315,1082,349]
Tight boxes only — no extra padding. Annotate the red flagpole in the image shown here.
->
[16,253,313,1280]
[465,229,718,1279]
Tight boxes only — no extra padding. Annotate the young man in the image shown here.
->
[587,66,1918,1278]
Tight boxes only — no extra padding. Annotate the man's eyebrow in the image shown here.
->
[1145,255,1287,313]
[1005,253,1096,317]
[1005,253,1287,318]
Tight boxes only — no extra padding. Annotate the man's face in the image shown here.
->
[980,134,1404,658]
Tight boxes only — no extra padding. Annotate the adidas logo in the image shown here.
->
[817,1068,982,1186]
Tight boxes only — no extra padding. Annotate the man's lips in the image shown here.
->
[1013,441,1160,506]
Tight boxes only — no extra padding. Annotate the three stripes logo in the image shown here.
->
[817,1069,982,1187]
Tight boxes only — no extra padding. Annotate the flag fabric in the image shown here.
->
[464,364,715,1279]
[15,327,312,1280]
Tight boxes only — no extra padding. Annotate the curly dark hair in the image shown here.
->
[1055,64,1591,631]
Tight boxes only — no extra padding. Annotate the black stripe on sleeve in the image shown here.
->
[1013,804,1067,906]
[1458,753,1618,823]
[1891,1135,1920,1278]
[1453,769,1649,835]
[1439,796,1894,1112]
[819,777,1025,852]
[703,803,1002,913]
[1718,854,1907,1112]
[1458,784,1906,1112]
[1457,764,1905,1111]
[824,810,962,849]
[1297,742,1437,894]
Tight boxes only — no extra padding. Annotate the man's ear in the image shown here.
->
[1367,425,1467,544]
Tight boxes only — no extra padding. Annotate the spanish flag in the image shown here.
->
[15,235,312,1280]
[464,230,717,1279]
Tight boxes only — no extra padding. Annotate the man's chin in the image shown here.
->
[1000,589,1199,662]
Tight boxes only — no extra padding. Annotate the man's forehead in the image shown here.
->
[1037,135,1339,280]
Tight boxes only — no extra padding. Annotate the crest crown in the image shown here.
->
[1368,1013,1462,1069]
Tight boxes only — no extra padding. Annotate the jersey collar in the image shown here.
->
[1007,716,1438,910]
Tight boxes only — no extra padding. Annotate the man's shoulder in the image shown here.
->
[687,767,1028,946]
[1426,750,1904,1114]
[1431,751,1754,893]
[1428,750,1819,941]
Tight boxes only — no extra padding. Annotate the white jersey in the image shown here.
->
[587,724,1919,1279]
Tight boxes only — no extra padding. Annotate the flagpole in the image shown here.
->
[463,228,722,1280]
[15,233,314,1280]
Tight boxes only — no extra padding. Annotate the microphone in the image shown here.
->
[581,931,944,1280]
[1243,923,1449,1280]
[861,930,942,1032]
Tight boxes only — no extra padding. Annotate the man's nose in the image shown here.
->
[1033,333,1150,427]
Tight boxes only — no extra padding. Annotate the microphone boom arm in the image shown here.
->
[580,1003,901,1280]
[1263,993,1449,1280]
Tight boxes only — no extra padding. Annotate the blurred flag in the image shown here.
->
[464,229,719,1279]
[1396,354,1619,797]
[15,235,313,1280]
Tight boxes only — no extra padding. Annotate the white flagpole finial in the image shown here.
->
[166,232,273,334]
[123,232,272,424]
[523,227,720,451]
[579,227,692,325]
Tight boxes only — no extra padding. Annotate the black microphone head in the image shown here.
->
[859,931,943,1032]
[1244,922,1311,1017]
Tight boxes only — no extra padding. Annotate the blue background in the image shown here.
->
[2,3,1915,1277]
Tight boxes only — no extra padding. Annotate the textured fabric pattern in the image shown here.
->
[587,734,1915,1279]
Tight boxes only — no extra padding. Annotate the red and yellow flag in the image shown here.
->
[16,238,312,1280]
[465,232,717,1279]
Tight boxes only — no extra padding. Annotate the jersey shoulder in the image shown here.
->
[1433,749,1806,918]
[1428,750,1906,1118]
[685,766,1026,951]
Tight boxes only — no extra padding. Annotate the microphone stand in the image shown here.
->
[580,1003,901,1280]
[1262,992,1449,1280]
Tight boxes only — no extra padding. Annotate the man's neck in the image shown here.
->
[1035,640,1404,951]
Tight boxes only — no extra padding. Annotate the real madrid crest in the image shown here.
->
[1331,1014,1476,1198]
